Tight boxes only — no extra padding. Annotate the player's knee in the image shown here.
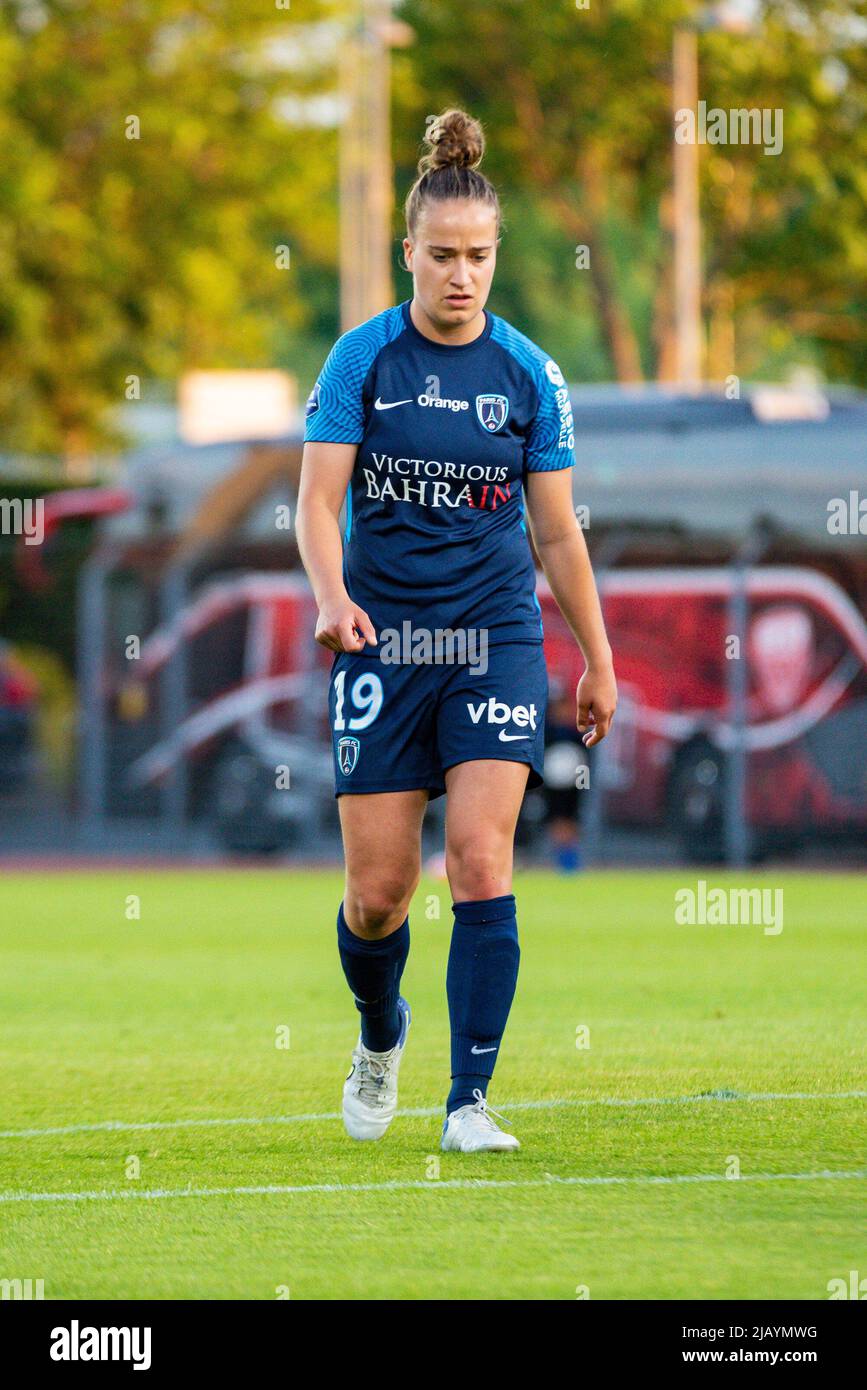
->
[345,874,417,937]
[446,842,511,902]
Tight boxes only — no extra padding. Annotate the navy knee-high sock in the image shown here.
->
[337,903,409,1053]
[446,894,520,1114]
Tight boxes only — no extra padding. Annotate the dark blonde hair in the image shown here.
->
[404,109,502,241]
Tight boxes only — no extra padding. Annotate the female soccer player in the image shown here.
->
[297,109,616,1153]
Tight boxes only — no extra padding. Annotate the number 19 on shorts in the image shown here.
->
[333,669,383,731]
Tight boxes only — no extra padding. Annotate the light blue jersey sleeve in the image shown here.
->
[524,356,575,472]
[304,333,366,444]
[304,305,405,445]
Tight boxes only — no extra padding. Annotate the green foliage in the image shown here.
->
[0,0,865,465]
[396,0,867,383]
[0,0,342,460]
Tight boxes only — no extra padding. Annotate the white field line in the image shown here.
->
[1,1170,864,1207]
[1,1090,864,1141]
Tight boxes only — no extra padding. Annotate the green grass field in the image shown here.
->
[0,868,864,1300]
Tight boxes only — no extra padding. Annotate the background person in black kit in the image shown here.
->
[542,675,589,872]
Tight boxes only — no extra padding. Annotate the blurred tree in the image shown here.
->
[0,0,864,464]
[394,0,867,386]
[0,0,346,469]
[702,0,867,384]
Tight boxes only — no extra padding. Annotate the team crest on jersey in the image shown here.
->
[338,736,360,776]
[305,382,321,418]
[475,394,510,433]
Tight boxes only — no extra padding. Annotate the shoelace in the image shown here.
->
[467,1087,513,1130]
[353,1051,393,1107]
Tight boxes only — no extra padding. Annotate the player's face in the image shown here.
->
[404,200,498,330]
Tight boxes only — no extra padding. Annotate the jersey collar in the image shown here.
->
[400,298,494,354]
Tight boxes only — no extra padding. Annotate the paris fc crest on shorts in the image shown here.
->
[337,736,360,776]
[476,393,510,433]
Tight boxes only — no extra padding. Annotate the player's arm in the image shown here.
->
[525,467,616,747]
[296,442,377,653]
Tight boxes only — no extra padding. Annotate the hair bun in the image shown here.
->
[419,109,485,174]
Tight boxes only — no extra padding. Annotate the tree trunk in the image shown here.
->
[504,70,644,382]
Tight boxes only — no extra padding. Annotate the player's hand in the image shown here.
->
[314,595,377,653]
[577,662,617,747]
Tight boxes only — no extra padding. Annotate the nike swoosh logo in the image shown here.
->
[374,397,413,410]
[499,731,531,742]
[471,1044,498,1055]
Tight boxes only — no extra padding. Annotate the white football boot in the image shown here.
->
[342,997,411,1141]
[441,1088,520,1153]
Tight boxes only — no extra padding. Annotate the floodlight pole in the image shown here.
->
[339,0,412,332]
[671,6,755,389]
[672,25,702,391]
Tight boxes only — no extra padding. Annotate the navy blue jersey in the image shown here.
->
[304,298,575,645]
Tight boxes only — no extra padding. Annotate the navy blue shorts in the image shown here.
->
[328,642,548,798]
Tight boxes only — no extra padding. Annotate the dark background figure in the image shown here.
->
[542,676,588,873]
